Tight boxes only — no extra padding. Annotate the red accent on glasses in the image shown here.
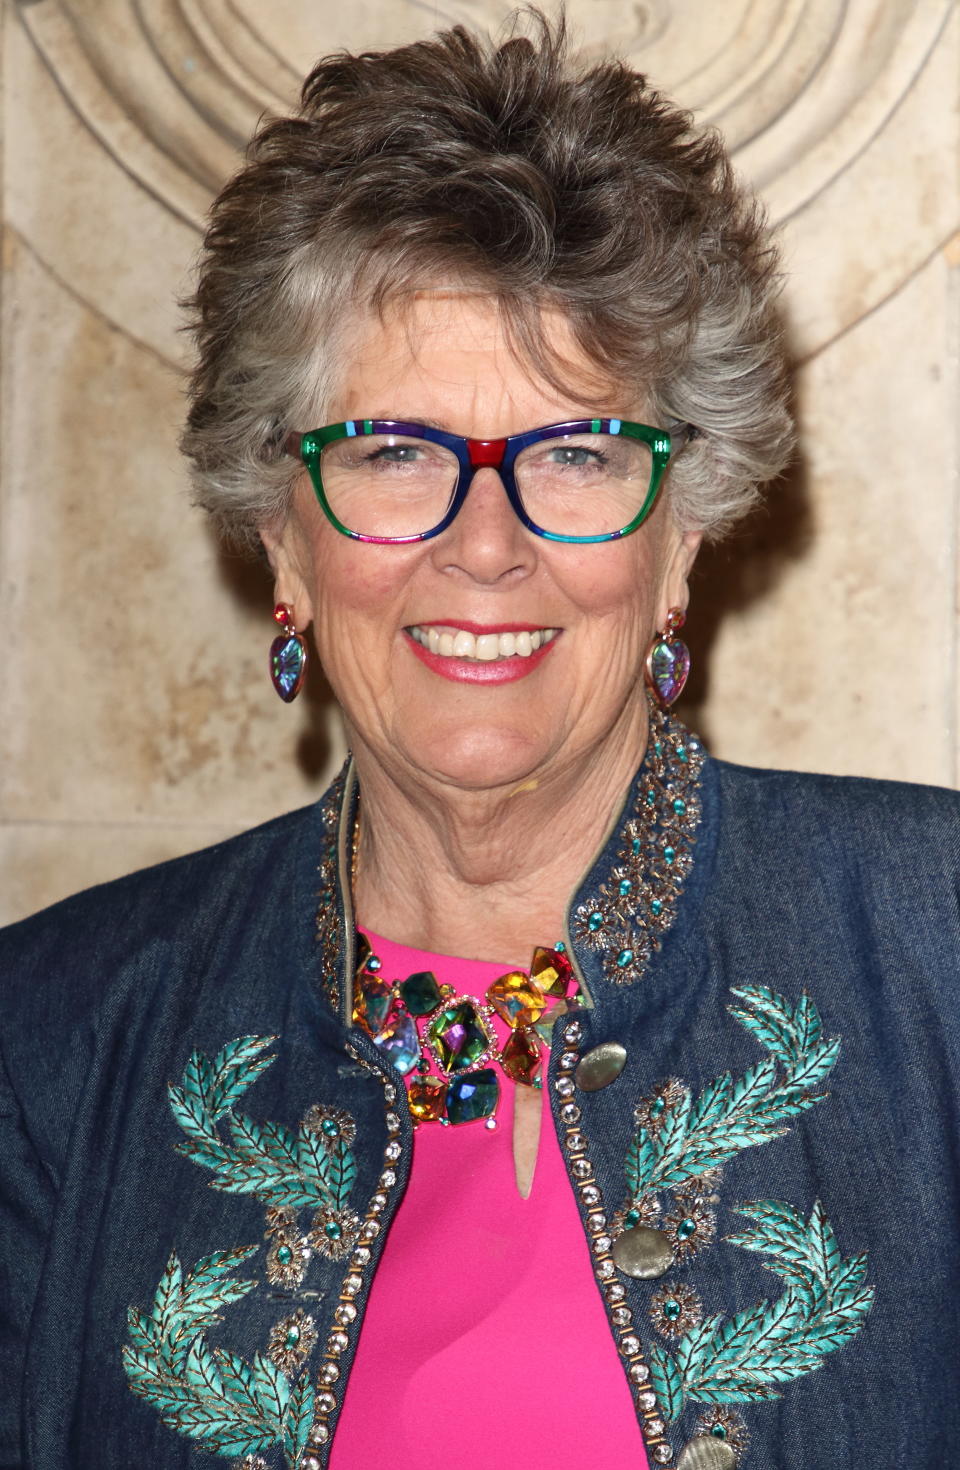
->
[466,438,507,469]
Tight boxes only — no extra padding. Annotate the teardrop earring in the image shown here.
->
[269,603,308,702]
[644,607,691,708]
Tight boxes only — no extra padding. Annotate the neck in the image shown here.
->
[349,702,651,964]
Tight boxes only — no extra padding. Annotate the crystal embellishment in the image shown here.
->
[408,1076,447,1121]
[270,632,307,702]
[573,700,704,987]
[400,970,443,1015]
[502,1027,542,1084]
[647,636,690,707]
[427,999,493,1073]
[354,974,393,1034]
[530,945,574,998]
[446,1067,499,1124]
[374,1012,420,1075]
[486,971,546,1028]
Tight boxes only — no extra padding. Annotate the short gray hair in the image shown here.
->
[182,13,793,550]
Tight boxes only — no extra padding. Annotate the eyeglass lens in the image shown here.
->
[318,430,655,539]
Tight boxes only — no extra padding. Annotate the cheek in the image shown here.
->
[562,542,663,628]
[312,541,420,640]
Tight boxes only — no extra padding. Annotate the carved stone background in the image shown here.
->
[1,0,958,923]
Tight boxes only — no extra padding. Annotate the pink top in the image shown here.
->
[330,931,650,1470]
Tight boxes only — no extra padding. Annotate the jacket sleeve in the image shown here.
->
[0,1049,55,1470]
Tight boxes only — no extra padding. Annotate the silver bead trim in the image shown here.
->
[306,1066,403,1462]
[555,1045,673,1467]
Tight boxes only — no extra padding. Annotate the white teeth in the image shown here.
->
[409,625,558,662]
[475,634,501,661]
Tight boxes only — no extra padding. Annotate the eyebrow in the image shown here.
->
[364,414,448,429]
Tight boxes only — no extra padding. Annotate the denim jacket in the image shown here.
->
[2,723,959,1470]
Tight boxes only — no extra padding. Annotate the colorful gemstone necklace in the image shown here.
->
[352,937,579,1127]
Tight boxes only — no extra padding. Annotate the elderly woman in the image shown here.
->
[2,16,958,1470]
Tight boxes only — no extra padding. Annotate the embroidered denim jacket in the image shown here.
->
[1,735,959,1470]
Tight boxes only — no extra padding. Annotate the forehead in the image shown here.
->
[328,290,633,427]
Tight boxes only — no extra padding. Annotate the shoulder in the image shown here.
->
[0,794,342,1169]
[712,757,960,832]
[0,800,325,978]
[0,796,337,1074]
[703,756,960,948]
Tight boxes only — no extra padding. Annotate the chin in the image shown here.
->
[402,724,556,794]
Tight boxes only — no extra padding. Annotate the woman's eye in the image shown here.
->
[544,445,607,469]
[368,444,421,464]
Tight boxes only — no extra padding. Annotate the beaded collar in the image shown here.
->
[571,699,704,986]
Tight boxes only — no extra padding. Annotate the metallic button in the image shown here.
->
[677,1437,737,1470]
[575,1040,627,1090]
[611,1225,673,1279]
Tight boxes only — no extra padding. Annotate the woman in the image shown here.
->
[1,15,958,1470]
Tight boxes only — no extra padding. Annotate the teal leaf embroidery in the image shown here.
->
[122,1246,316,1464]
[617,986,873,1451]
[168,1036,358,1216]
[123,1249,316,1467]
[126,1036,364,1461]
[649,1343,685,1421]
[652,1201,874,1420]
[627,987,840,1198]
[283,1373,316,1464]
[626,1130,657,1197]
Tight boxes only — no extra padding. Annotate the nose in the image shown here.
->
[430,464,537,585]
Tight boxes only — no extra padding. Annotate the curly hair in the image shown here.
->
[181,12,793,549]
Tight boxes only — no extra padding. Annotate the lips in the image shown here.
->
[407,623,560,662]
[402,623,561,684]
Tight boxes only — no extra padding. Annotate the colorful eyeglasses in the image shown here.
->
[284,418,688,545]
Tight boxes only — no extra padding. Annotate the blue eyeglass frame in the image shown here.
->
[283,417,682,545]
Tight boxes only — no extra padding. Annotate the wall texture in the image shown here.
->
[2,0,958,924]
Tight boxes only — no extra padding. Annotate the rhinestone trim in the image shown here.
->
[315,767,349,1013]
[572,701,703,987]
[556,1022,673,1464]
[302,1061,404,1462]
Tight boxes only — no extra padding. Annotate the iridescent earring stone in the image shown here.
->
[270,603,308,702]
[645,607,691,708]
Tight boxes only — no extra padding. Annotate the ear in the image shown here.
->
[658,525,703,625]
[260,502,315,629]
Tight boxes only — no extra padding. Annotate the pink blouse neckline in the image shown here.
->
[329,929,650,1470]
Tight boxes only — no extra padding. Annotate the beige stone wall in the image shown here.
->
[2,0,958,925]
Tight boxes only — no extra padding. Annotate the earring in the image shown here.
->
[270,603,307,702]
[645,607,690,708]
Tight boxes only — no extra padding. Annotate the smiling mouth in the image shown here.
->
[406,624,561,662]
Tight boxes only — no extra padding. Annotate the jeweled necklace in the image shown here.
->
[352,934,578,1127]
